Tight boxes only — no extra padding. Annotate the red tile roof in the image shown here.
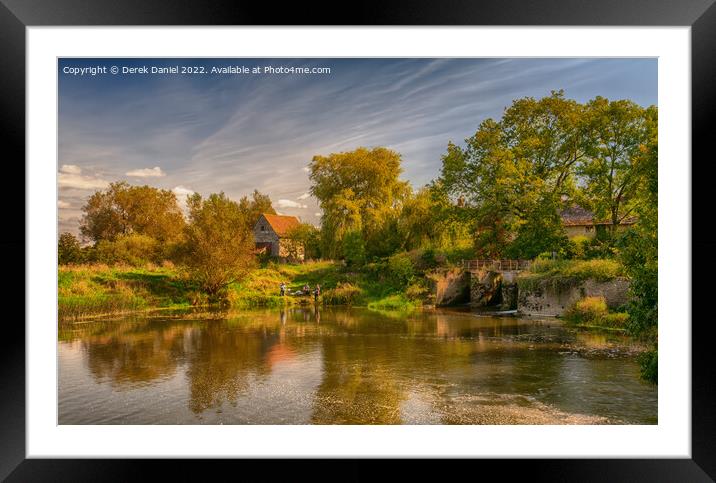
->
[260,213,301,237]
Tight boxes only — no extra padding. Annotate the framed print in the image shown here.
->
[3,0,714,480]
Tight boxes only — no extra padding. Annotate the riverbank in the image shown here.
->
[58,260,423,321]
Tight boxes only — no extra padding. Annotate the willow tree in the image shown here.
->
[309,147,409,259]
[183,192,255,296]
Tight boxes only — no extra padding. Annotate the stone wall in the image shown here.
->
[517,277,630,316]
[425,268,470,306]
[469,270,503,307]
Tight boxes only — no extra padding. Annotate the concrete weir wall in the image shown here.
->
[517,278,630,316]
[425,268,470,306]
[469,269,519,310]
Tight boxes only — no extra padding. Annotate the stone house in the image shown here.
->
[560,205,636,239]
[253,213,304,260]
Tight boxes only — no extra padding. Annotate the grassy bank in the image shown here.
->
[517,258,625,292]
[59,258,429,321]
[58,263,197,320]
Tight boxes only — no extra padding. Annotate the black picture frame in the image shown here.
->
[2,0,713,480]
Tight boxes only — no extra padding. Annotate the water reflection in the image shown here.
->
[58,308,657,424]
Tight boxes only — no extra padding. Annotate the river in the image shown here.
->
[58,307,657,424]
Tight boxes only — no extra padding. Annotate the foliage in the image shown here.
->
[578,100,655,231]
[80,181,185,243]
[563,296,628,329]
[309,147,410,258]
[284,222,321,259]
[57,264,194,320]
[58,232,84,265]
[182,192,256,295]
[564,296,608,321]
[386,252,416,288]
[342,230,366,267]
[618,105,658,382]
[439,91,656,258]
[322,283,364,306]
[92,233,163,266]
[367,294,418,312]
[638,349,658,384]
[238,189,276,227]
[517,258,624,292]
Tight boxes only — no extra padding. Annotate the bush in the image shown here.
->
[564,296,629,329]
[322,282,363,305]
[564,296,608,323]
[92,233,162,266]
[638,348,658,384]
[368,293,417,311]
[405,282,429,301]
[386,252,415,288]
[342,231,366,267]
[58,232,84,265]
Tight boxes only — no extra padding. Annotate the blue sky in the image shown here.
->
[58,58,657,234]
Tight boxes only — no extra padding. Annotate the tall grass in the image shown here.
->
[517,258,625,291]
[563,296,629,330]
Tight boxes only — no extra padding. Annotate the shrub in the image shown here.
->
[92,233,162,266]
[342,230,366,268]
[386,252,415,288]
[638,348,658,384]
[405,282,429,301]
[322,282,363,305]
[565,296,608,323]
[368,294,417,311]
[58,232,84,265]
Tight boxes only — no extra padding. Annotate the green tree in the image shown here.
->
[285,222,322,260]
[183,193,255,295]
[619,106,658,383]
[80,181,185,243]
[342,230,366,267]
[309,147,409,259]
[578,99,654,233]
[238,189,276,227]
[58,232,83,265]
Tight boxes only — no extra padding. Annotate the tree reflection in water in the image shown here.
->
[59,308,657,424]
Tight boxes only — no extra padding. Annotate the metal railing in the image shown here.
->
[462,259,532,272]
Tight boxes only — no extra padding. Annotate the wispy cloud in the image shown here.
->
[58,165,109,190]
[126,166,166,177]
[276,199,308,209]
[58,58,657,235]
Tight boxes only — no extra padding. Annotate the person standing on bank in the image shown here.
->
[314,284,321,303]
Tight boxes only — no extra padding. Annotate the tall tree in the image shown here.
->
[619,105,658,382]
[578,98,653,232]
[183,193,255,295]
[238,189,276,227]
[309,147,409,258]
[58,232,83,265]
[80,181,185,243]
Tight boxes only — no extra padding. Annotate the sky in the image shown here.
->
[58,58,657,235]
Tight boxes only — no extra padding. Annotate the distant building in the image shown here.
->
[253,213,304,260]
[560,205,636,239]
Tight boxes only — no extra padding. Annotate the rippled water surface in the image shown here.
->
[58,307,657,424]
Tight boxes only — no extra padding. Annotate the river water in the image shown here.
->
[58,307,657,424]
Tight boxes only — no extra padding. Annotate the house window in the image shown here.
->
[261,225,265,231]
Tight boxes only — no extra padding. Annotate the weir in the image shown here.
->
[462,260,531,309]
